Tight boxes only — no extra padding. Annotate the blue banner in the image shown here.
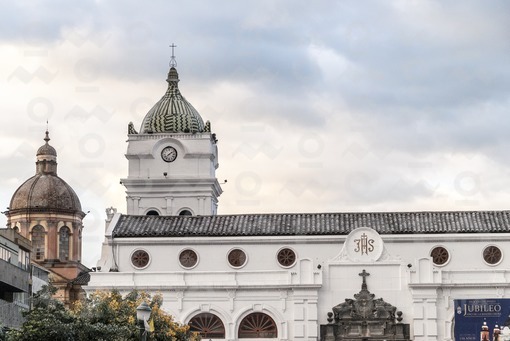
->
[454,299,510,340]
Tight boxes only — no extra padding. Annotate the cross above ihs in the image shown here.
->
[359,269,370,290]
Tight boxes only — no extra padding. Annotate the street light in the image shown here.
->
[136,301,151,341]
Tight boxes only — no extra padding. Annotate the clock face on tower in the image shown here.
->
[161,146,177,162]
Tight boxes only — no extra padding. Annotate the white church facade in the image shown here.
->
[86,59,510,341]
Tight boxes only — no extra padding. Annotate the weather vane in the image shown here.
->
[169,43,177,68]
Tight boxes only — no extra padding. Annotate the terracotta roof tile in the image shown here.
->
[112,211,510,238]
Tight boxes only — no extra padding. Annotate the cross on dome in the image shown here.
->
[169,43,177,68]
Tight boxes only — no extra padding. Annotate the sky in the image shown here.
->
[1,1,509,267]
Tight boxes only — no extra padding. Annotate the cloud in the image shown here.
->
[1,1,510,267]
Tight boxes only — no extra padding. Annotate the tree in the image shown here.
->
[6,286,200,341]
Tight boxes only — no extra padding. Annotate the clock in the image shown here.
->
[161,146,177,162]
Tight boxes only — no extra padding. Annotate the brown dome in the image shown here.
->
[36,143,57,157]
[8,131,84,216]
[36,130,57,158]
[9,173,83,215]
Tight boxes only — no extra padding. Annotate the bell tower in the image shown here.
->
[121,52,222,216]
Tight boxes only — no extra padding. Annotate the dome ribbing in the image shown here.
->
[8,132,84,216]
[139,67,207,134]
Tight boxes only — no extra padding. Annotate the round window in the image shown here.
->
[228,249,247,268]
[483,245,502,265]
[277,248,296,267]
[131,249,150,269]
[430,246,449,266]
[179,249,198,268]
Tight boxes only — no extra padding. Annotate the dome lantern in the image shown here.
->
[36,130,58,174]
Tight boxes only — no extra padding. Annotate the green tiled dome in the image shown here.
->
[140,67,207,134]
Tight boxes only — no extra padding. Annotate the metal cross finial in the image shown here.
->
[169,43,177,68]
[359,269,370,290]
[44,120,50,143]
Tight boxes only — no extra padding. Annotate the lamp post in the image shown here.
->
[136,301,151,341]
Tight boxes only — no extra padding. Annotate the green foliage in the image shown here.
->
[6,285,200,341]
[0,326,6,341]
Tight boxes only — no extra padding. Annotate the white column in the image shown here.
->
[133,197,140,215]
[165,197,173,215]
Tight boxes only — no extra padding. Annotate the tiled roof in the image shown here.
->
[139,67,207,134]
[70,271,90,285]
[112,211,510,238]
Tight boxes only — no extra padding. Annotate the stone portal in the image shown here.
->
[320,269,411,341]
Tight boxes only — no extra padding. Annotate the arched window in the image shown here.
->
[238,313,277,338]
[189,313,225,339]
[146,210,159,216]
[31,225,45,261]
[59,226,71,261]
[179,209,192,216]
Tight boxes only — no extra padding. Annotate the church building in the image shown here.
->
[4,132,89,306]
[86,58,510,341]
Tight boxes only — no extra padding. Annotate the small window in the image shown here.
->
[179,210,192,216]
[277,247,296,267]
[228,248,247,268]
[179,249,198,268]
[189,313,226,339]
[431,246,449,266]
[131,249,150,269]
[483,245,502,265]
[31,225,45,261]
[146,210,159,216]
[59,226,70,261]
[238,312,277,338]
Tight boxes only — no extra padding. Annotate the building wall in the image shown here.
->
[122,133,221,216]
[89,226,510,340]
[0,230,32,330]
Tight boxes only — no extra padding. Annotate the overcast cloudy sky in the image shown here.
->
[1,1,509,267]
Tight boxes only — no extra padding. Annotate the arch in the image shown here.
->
[234,306,284,340]
[189,312,226,339]
[59,226,71,261]
[145,209,160,216]
[31,225,46,261]
[238,312,277,338]
[178,208,193,216]
[182,305,230,328]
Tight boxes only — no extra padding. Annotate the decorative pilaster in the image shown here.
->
[165,197,173,215]
[227,289,236,312]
